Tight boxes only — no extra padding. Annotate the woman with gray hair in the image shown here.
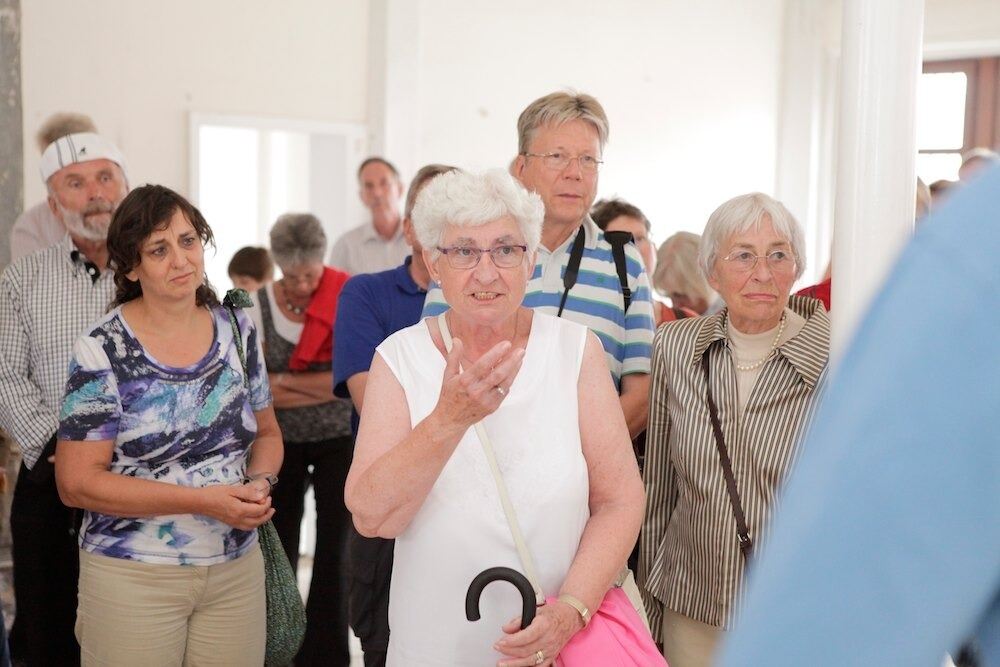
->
[638,192,830,667]
[345,169,650,666]
[247,212,354,666]
[652,231,717,317]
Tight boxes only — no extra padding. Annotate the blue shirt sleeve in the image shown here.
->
[333,275,387,399]
[58,336,122,442]
[244,316,271,411]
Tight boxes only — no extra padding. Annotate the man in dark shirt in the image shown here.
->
[332,164,456,667]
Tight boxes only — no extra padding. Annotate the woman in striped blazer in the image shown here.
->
[637,193,830,667]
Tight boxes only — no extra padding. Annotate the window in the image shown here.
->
[917,57,1000,184]
[189,114,367,291]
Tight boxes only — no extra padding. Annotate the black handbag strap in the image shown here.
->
[701,352,753,560]
[556,226,587,318]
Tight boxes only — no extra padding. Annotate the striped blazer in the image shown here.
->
[637,295,830,639]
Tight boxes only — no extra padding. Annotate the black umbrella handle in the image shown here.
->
[465,566,537,630]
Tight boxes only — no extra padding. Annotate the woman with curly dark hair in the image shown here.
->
[55,184,282,665]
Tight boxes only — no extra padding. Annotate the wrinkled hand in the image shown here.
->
[434,338,525,430]
[494,600,583,667]
[202,483,275,530]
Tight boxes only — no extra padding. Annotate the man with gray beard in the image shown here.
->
[0,132,128,665]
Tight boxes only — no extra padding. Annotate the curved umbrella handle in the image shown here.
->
[465,566,537,630]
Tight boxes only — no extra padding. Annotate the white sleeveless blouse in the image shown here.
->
[377,313,591,666]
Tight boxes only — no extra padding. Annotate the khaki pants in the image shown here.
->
[661,608,724,667]
[77,544,266,667]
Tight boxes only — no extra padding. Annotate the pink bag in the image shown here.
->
[550,588,667,667]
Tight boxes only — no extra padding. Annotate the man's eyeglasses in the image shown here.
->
[436,244,528,269]
[521,152,603,173]
[721,249,797,273]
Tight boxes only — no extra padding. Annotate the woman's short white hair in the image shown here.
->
[412,169,544,256]
[698,193,807,280]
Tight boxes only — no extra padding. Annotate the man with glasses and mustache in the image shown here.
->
[424,91,656,440]
[0,132,128,665]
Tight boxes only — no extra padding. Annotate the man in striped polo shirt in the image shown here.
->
[423,91,655,436]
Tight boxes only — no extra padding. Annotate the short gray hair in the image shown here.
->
[269,213,327,268]
[517,91,609,154]
[653,231,716,305]
[412,169,544,257]
[698,193,806,280]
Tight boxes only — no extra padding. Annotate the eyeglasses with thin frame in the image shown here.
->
[721,249,797,273]
[436,244,529,269]
[521,151,603,173]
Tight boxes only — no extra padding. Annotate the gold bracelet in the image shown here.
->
[557,593,591,627]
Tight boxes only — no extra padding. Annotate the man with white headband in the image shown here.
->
[0,131,128,665]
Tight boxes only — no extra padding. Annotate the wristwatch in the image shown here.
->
[242,472,279,490]
[557,593,591,627]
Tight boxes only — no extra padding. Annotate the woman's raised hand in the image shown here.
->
[201,483,275,531]
[434,338,525,429]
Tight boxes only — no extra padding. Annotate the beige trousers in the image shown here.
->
[661,608,724,667]
[76,544,266,667]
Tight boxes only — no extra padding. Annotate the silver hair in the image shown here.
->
[653,231,716,306]
[517,90,610,154]
[269,213,327,268]
[411,169,544,257]
[698,193,807,280]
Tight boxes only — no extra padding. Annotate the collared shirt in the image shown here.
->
[638,295,829,637]
[10,201,66,262]
[327,221,411,276]
[421,216,655,385]
[333,256,427,434]
[0,234,116,468]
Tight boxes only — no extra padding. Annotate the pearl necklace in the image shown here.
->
[731,313,786,372]
[278,280,307,316]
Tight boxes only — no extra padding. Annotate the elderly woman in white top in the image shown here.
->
[638,193,830,667]
[345,170,645,667]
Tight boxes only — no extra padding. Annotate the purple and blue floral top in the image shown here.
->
[58,305,272,566]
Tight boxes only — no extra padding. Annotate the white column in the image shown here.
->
[367,0,421,180]
[832,0,924,355]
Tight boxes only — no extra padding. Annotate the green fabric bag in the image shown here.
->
[258,519,307,666]
[224,289,307,666]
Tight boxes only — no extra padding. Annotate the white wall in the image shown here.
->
[411,0,786,250]
[924,0,1000,57]
[20,0,368,205]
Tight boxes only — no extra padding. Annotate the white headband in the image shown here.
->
[39,132,127,183]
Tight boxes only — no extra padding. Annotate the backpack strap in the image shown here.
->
[602,230,633,313]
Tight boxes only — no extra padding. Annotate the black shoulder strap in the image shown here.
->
[602,230,633,313]
[701,351,753,560]
[556,227,587,318]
